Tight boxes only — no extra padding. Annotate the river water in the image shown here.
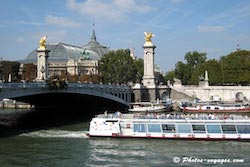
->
[0,109,249,167]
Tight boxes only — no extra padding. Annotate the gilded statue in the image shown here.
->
[39,36,47,49]
[144,32,155,44]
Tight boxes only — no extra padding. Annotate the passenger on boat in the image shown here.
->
[133,113,249,120]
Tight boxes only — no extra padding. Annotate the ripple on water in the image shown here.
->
[19,130,90,138]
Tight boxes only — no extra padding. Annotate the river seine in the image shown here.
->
[0,109,249,167]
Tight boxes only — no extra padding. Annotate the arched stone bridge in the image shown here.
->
[0,82,131,110]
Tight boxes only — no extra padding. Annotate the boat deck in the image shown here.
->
[96,112,249,121]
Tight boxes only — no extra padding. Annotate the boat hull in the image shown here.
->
[87,133,250,141]
[128,102,170,113]
[128,107,166,112]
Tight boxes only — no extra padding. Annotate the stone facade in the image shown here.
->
[132,83,169,102]
[131,38,169,103]
[36,48,49,81]
[142,44,156,87]
[48,58,98,76]
[21,30,108,80]
[170,81,250,102]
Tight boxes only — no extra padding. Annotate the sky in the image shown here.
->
[0,0,250,73]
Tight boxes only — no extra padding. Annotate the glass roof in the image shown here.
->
[82,30,110,58]
[23,30,110,63]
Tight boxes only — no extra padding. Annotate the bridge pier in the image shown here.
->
[132,83,169,103]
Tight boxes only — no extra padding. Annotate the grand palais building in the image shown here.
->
[20,30,112,78]
[18,29,162,83]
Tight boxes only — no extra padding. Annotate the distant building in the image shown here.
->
[154,64,164,84]
[19,29,165,83]
[20,29,110,79]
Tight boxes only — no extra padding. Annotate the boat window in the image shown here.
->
[105,120,118,123]
[192,125,206,133]
[177,124,192,133]
[236,125,250,134]
[221,125,236,134]
[133,124,146,133]
[162,124,176,133]
[206,125,222,133]
[206,107,211,110]
[147,124,162,133]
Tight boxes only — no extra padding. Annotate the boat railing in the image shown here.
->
[95,113,249,121]
[95,113,134,119]
[133,113,249,121]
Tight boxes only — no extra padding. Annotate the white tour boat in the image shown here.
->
[88,112,250,140]
[128,102,168,112]
[179,101,250,113]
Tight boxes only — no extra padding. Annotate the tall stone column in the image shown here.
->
[204,70,209,88]
[142,35,156,87]
[36,48,49,81]
[141,32,157,102]
[36,36,49,81]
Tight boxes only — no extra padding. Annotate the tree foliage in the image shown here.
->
[175,61,193,85]
[1,60,20,82]
[165,50,250,85]
[23,63,37,81]
[185,51,207,68]
[164,70,175,84]
[99,49,143,84]
[134,58,144,82]
[189,59,222,85]
[173,51,207,85]
[220,50,250,85]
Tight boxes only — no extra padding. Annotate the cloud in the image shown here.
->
[202,48,221,53]
[112,0,153,13]
[16,37,24,43]
[45,15,81,27]
[33,30,67,42]
[3,20,42,26]
[66,0,155,21]
[229,34,250,42]
[170,0,184,3]
[197,25,226,32]
[203,2,250,28]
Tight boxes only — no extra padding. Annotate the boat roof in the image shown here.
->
[93,113,250,123]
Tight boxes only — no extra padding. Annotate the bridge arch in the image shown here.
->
[0,83,131,110]
[235,92,245,101]
[160,91,169,102]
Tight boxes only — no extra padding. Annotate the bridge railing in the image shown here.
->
[0,81,131,104]
[0,81,130,92]
[0,82,47,88]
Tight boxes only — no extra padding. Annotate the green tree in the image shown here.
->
[134,58,144,83]
[99,49,140,84]
[164,70,175,84]
[175,61,193,85]
[174,51,207,85]
[23,63,37,81]
[220,50,250,85]
[168,50,250,85]
[1,61,20,82]
[185,51,207,68]
[189,59,222,85]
